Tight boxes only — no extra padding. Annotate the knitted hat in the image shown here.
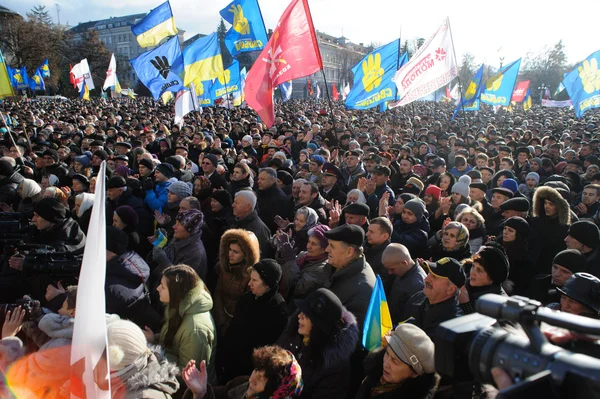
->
[455,203,470,216]
[404,198,426,220]
[155,163,175,178]
[211,189,232,208]
[167,181,193,200]
[114,165,131,178]
[451,175,472,199]
[425,185,442,201]
[204,154,219,168]
[251,258,282,290]
[526,172,540,185]
[307,224,330,248]
[93,150,109,161]
[138,158,155,171]
[106,226,129,255]
[475,244,510,284]
[176,209,204,235]
[277,170,293,186]
[115,205,139,228]
[385,324,435,375]
[34,197,67,223]
[43,149,59,162]
[74,154,91,167]
[568,220,600,249]
[501,178,519,194]
[504,216,530,238]
[553,249,588,273]
[0,160,13,177]
[107,319,150,372]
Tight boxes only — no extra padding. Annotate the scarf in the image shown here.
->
[296,252,328,268]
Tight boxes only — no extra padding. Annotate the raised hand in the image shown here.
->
[182,360,208,398]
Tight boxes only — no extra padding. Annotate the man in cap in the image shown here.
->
[324,224,375,328]
[403,257,465,340]
[340,202,370,232]
[320,163,347,205]
[340,150,366,190]
[308,155,325,187]
[565,221,600,277]
[201,154,229,191]
[554,273,600,318]
[365,165,395,218]
[499,197,530,219]
[390,155,420,194]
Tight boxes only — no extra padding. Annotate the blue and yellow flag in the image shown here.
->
[0,50,14,98]
[563,50,600,118]
[131,1,178,48]
[79,82,90,100]
[39,59,50,78]
[219,0,268,58]
[345,40,406,110]
[8,66,29,90]
[480,59,521,106]
[196,80,215,107]
[452,64,484,119]
[362,275,393,351]
[523,88,532,111]
[130,35,184,100]
[183,33,224,87]
[29,68,45,91]
[211,60,241,100]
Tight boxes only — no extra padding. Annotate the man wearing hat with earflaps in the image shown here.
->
[550,272,600,318]
[565,220,600,277]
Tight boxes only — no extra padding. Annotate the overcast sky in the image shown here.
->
[7,0,599,68]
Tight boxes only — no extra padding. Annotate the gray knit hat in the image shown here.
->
[404,198,426,220]
[167,181,192,200]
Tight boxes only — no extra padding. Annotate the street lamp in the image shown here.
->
[538,84,547,104]
[497,47,505,68]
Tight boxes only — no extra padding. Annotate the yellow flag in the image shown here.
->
[0,50,14,98]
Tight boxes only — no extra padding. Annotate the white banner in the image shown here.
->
[102,54,117,91]
[175,88,199,124]
[542,99,573,108]
[390,18,457,107]
[70,161,110,398]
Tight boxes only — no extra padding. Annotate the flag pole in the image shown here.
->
[395,28,402,102]
[447,18,467,126]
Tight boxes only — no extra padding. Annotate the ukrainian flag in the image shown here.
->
[183,33,224,87]
[362,275,393,351]
[0,50,14,98]
[80,82,90,101]
[523,88,532,111]
[132,1,178,48]
[453,64,484,119]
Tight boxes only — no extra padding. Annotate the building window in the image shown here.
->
[108,24,113,28]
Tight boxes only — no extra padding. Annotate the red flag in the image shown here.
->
[511,80,530,102]
[332,84,339,101]
[445,85,451,98]
[244,0,323,127]
[69,64,76,88]
[307,78,314,96]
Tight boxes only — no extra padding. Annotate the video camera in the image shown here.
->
[0,212,32,248]
[436,294,600,399]
[17,244,82,281]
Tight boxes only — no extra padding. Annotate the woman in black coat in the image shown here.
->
[277,288,359,399]
[220,259,288,383]
[426,221,472,262]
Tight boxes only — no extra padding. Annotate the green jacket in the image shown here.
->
[160,285,217,384]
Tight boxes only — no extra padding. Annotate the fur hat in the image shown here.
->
[451,175,472,199]
[251,258,282,290]
[475,244,510,284]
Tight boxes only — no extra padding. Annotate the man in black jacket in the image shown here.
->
[232,190,273,258]
[0,159,24,208]
[256,167,291,233]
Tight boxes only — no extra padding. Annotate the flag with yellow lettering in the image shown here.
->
[131,1,178,48]
[220,0,268,58]
[211,60,241,100]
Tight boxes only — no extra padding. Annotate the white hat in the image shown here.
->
[107,320,149,371]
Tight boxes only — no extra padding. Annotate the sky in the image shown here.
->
[6,0,599,69]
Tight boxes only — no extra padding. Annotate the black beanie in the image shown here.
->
[0,160,14,177]
[204,154,218,167]
[553,249,588,273]
[138,158,155,171]
[211,189,232,208]
[34,197,67,223]
[568,221,600,249]
[93,150,109,161]
[277,170,293,186]
[475,244,510,285]
[504,216,531,239]
[115,205,139,227]
[155,163,175,178]
[106,226,129,255]
[251,258,282,290]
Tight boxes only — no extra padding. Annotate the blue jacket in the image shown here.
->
[145,178,175,212]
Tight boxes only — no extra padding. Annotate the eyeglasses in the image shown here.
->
[201,162,212,165]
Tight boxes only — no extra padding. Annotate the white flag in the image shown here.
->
[343,81,350,100]
[102,54,117,91]
[174,89,199,124]
[390,18,457,107]
[315,83,321,99]
[80,58,95,90]
[70,161,110,398]
[450,83,460,100]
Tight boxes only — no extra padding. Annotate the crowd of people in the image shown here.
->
[0,96,598,399]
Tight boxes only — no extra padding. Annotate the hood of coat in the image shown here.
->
[532,186,571,225]
[38,313,75,339]
[219,228,261,272]
[113,352,179,396]
[173,284,213,318]
[321,309,359,370]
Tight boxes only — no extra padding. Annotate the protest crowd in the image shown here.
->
[0,95,598,399]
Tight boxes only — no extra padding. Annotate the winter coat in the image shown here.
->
[153,232,208,281]
[529,186,571,275]
[426,236,472,263]
[257,183,292,233]
[527,274,560,305]
[160,285,218,383]
[321,184,347,207]
[277,309,359,399]
[280,252,330,312]
[221,288,288,382]
[388,263,427,324]
[364,240,392,289]
[28,217,86,254]
[110,351,180,399]
[108,188,153,237]
[0,170,24,208]
[213,229,260,333]
[16,192,42,219]
[366,184,396,218]
[326,255,376,329]
[391,216,430,259]
[403,291,462,341]
[467,225,487,254]
[233,210,274,258]
[145,178,174,213]
[229,176,252,196]
[459,280,507,315]
[355,348,440,399]
[499,238,538,296]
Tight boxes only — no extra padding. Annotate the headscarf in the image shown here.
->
[76,193,94,218]
[249,351,303,399]
[295,207,319,231]
[444,221,470,251]
[20,179,41,199]
[176,209,204,236]
[346,189,367,205]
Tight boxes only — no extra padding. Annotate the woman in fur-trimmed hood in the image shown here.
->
[529,186,571,275]
[277,288,359,399]
[213,228,260,334]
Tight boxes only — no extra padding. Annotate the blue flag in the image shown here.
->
[183,33,224,86]
[131,1,178,48]
[480,59,521,106]
[196,79,215,107]
[39,59,50,78]
[8,66,29,90]
[29,68,45,91]
[563,50,600,118]
[210,60,241,100]
[220,0,268,58]
[345,40,406,110]
[453,64,484,119]
[279,81,292,102]
[130,36,184,100]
